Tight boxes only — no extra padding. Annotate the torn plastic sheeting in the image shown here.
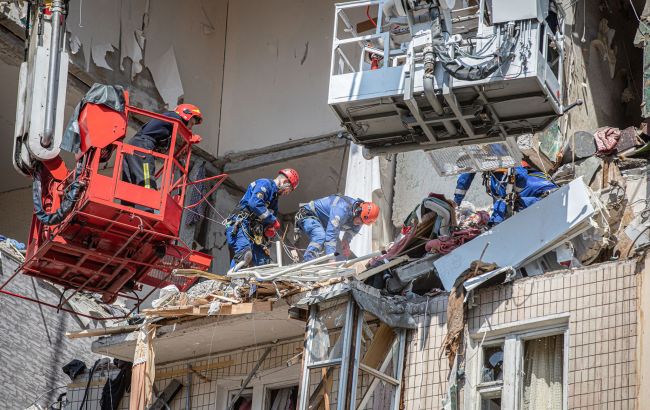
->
[434,178,598,291]
[294,281,447,329]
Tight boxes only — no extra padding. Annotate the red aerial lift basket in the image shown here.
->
[1,96,227,315]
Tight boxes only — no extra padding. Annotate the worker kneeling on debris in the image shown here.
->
[454,160,557,225]
[122,104,203,193]
[226,169,300,269]
[295,195,379,261]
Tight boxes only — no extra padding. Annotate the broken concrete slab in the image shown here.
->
[433,178,598,290]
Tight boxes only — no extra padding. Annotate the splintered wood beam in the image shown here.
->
[142,301,273,318]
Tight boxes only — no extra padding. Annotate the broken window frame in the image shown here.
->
[466,317,569,410]
[297,296,407,410]
[264,384,299,410]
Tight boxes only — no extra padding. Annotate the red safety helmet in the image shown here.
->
[278,168,300,190]
[175,104,203,125]
[357,201,380,225]
[521,159,530,168]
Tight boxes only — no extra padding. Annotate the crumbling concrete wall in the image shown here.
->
[402,259,639,409]
[0,250,98,408]
[561,0,643,137]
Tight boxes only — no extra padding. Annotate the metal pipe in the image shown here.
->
[275,241,283,267]
[42,0,65,148]
[228,253,335,281]
[423,47,456,136]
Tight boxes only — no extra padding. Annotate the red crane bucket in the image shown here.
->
[0,98,227,316]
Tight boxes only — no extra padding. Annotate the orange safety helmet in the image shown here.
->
[520,159,530,168]
[357,201,380,224]
[279,168,300,190]
[175,104,203,125]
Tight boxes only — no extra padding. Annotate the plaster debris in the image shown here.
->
[91,43,115,70]
[146,46,184,109]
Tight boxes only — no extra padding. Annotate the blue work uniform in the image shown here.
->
[514,167,558,209]
[454,167,556,225]
[297,195,361,261]
[226,178,279,267]
[121,111,182,190]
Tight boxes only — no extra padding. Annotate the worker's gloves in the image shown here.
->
[264,220,281,239]
[341,240,352,258]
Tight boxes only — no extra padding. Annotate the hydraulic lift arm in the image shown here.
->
[13,0,69,177]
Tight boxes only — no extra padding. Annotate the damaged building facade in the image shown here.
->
[1,0,650,409]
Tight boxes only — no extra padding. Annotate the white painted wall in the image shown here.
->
[218,0,341,155]
[61,0,341,158]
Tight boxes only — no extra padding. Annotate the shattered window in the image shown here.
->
[481,344,504,382]
[266,385,298,410]
[480,395,502,410]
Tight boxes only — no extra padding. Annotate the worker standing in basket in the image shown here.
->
[226,169,299,270]
[295,195,380,261]
[122,104,203,191]
[453,160,557,225]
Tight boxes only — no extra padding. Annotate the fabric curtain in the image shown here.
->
[522,335,564,410]
[129,323,157,409]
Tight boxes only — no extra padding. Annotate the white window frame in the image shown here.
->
[465,314,570,410]
[215,363,300,410]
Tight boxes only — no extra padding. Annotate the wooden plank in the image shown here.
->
[359,363,400,386]
[142,301,273,318]
[65,324,140,339]
[356,257,409,281]
[361,324,396,368]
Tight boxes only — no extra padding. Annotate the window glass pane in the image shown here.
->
[522,334,564,410]
[267,386,298,410]
[482,345,504,382]
[480,396,501,410]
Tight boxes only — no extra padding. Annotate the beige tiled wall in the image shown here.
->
[66,338,304,410]
[402,259,639,410]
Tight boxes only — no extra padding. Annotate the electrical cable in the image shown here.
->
[366,5,377,28]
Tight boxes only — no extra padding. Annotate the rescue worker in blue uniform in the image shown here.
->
[122,104,202,191]
[226,169,300,269]
[454,161,557,225]
[295,195,380,261]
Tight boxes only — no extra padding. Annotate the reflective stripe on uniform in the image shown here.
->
[259,210,270,220]
[454,188,467,196]
[324,240,337,247]
[143,162,151,189]
[308,242,323,250]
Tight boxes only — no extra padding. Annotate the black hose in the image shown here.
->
[80,359,101,409]
[435,25,520,82]
[32,160,85,225]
